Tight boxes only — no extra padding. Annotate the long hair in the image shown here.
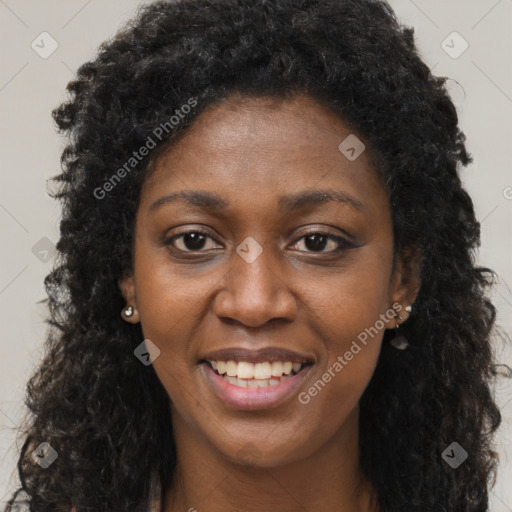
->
[5,0,506,510]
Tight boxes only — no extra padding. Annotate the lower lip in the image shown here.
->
[199,362,313,411]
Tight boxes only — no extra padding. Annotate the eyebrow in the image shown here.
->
[149,189,365,213]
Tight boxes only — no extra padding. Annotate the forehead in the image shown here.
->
[183,93,354,148]
[140,93,386,212]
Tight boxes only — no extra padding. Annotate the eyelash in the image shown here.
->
[164,228,354,254]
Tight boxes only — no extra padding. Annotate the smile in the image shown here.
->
[199,360,313,410]
[206,360,305,387]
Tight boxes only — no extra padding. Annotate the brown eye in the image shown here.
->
[303,233,330,252]
[165,231,220,252]
[291,231,354,253]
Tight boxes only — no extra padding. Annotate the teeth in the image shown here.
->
[238,361,256,379]
[207,360,304,380]
[271,361,284,376]
[222,374,294,388]
[226,361,238,377]
[254,362,272,379]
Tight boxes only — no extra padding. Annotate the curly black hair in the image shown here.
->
[5,0,507,511]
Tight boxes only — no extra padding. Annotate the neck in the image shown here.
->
[162,406,377,512]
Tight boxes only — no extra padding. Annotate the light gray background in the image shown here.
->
[1,0,511,510]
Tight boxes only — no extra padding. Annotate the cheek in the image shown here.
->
[297,314,384,442]
[134,243,216,338]
[306,243,393,337]
[132,251,217,397]
[299,246,392,406]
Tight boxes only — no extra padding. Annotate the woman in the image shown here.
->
[5,0,506,511]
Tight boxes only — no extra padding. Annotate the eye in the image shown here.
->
[164,228,354,254]
[165,230,221,252]
[290,230,353,253]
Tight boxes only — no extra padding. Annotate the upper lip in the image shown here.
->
[200,347,315,365]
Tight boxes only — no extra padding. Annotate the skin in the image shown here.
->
[119,93,420,512]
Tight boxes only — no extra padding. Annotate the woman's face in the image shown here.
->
[120,93,416,467]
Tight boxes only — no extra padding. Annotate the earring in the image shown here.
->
[389,309,409,350]
[405,305,412,312]
[389,324,409,350]
[122,305,135,318]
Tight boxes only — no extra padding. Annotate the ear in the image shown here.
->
[118,272,140,323]
[387,245,422,328]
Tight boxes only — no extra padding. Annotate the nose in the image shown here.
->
[213,245,297,328]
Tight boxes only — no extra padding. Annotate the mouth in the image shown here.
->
[200,359,313,388]
[198,357,314,411]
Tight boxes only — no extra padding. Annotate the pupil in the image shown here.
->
[184,232,206,250]
[305,234,327,252]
